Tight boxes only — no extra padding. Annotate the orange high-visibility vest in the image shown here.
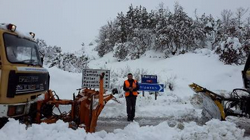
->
[124,80,138,96]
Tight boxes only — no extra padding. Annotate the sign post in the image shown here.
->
[141,75,158,97]
[140,75,164,100]
[82,69,110,89]
[138,83,164,92]
[141,75,158,84]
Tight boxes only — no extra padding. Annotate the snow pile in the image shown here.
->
[0,119,245,140]
[0,23,8,30]
[47,66,81,99]
[0,119,87,140]
[174,119,245,140]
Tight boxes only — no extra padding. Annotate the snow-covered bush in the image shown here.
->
[164,75,177,91]
[215,37,246,65]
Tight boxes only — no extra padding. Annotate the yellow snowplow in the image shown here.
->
[0,23,113,132]
[189,54,250,121]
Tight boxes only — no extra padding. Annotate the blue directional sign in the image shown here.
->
[138,83,164,92]
[141,75,157,83]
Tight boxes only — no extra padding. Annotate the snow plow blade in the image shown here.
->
[189,83,225,121]
[34,73,113,132]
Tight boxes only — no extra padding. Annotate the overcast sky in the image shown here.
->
[0,0,249,52]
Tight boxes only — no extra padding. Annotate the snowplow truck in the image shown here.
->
[189,53,250,121]
[0,23,113,132]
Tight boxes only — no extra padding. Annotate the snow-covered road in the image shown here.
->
[96,116,201,132]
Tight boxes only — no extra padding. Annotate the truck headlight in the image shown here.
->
[16,105,25,115]
[7,105,25,116]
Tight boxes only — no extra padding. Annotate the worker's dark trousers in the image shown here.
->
[126,96,137,121]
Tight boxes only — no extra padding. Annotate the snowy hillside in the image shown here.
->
[0,49,249,139]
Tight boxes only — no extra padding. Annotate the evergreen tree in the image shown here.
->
[113,43,128,60]
[93,3,250,65]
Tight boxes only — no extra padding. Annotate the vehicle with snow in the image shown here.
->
[0,23,49,127]
[190,55,250,121]
[0,23,113,132]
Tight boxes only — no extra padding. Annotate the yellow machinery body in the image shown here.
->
[0,23,113,132]
[0,24,49,119]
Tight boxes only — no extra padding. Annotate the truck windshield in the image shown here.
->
[3,33,41,66]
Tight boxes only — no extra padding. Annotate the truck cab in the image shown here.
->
[0,23,49,119]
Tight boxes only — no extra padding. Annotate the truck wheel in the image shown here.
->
[0,118,8,129]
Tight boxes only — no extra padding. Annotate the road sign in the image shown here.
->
[141,75,157,83]
[82,69,110,88]
[138,83,164,92]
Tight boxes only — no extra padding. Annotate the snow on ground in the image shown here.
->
[1,49,249,139]
[0,119,246,140]
[89,49,243,94]
[86,49,244,119]
[46,66,82,99]
[44,49,248,139]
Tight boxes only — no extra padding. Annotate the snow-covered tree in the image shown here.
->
[36,38,89,72]
[113,43,129,61]
[213,8,250,65]
[95,21,118,57]
[215,37,245,65]
[94,3,250,65]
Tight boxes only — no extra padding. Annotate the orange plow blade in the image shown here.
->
[35,73,113,132]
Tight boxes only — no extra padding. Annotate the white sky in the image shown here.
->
[0,0,249,52]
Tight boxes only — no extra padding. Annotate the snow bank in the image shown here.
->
[174,119,245,140]
[0,119,87,140]
[47,66,82,99]
[0,119,245,140]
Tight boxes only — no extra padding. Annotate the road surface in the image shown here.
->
[96,116,250,137]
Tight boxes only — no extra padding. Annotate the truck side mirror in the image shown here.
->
[38,50,45,66]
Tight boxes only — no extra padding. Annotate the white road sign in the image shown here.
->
[82,69,110,89]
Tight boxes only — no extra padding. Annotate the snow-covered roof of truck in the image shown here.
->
[0,23,35,41]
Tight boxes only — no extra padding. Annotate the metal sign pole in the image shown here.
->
[155,92,158,100]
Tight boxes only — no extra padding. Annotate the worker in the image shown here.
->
[123,73,139,121]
